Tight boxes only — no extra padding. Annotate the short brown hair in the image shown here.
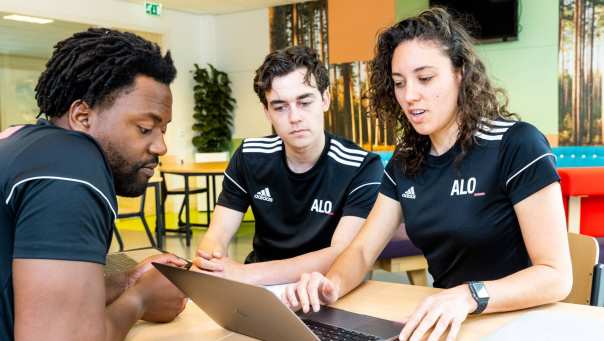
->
[253,46,329,107]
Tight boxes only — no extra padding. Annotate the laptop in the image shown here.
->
[105,247,191,274]
[153,262,403,341]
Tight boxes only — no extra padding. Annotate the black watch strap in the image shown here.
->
[468,281,489,314]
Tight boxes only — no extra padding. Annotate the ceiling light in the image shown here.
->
[3,14,54,24]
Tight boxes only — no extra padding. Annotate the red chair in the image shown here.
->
[558,167,604,264]
[558,167,604,236]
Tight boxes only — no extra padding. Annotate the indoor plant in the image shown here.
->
[192,63,236,162]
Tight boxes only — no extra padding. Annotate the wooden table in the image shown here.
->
[125,280,604,340]
[159,162,228,246]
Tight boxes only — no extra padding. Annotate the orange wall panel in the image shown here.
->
[328,0,395,64]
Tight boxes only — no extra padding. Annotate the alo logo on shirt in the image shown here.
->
[310,199,333,215]
[450,177,477,196]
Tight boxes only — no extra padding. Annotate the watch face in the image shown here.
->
[473,282,489,299]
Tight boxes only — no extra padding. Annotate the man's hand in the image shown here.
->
[398,285,476,341]
[127,253,187,288]
[129,266,188,323]
[192,252,253,283]
[192,250,225,272]
[281,272,340,313]
[125,253,188,323]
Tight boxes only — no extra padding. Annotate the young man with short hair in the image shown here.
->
[194,46,383,285]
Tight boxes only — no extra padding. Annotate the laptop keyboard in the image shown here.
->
[302,319,381,341]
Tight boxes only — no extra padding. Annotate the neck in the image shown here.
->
[429,119,459,156]
[49,115,72,130]
[284,132,325,173]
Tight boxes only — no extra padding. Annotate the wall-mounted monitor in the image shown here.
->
[429,0,519,42]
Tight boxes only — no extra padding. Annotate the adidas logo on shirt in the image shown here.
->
[401,186,416,199]
[254,187,274,202]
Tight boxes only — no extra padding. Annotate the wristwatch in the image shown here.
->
[467,281,489,314]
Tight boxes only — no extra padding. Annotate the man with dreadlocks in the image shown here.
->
[0,28,187,340]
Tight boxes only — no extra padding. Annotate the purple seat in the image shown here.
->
[378,239,422,260]
[374,237,427,286]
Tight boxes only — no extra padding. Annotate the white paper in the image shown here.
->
[263,283,292,298]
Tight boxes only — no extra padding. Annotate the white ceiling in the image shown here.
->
[0,1,307,59]
[0,12,90,59]
[121,0,312,15]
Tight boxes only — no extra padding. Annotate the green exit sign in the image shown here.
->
[145,1,162,16]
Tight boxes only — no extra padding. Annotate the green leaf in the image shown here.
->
[191,63,236,153]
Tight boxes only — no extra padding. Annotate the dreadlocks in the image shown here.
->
[35,28,176,118]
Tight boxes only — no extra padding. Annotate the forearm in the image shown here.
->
[481,183,573,313]
[326,197,402,298]
[482,263,572,314]
[198,231,229,256]
[104,288,145,341]
[245,246,344,285]
[325,242,373,298]
[197,206,244,256]
[104,271,129,305]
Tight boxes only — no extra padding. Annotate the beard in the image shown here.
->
[104,141,157,197]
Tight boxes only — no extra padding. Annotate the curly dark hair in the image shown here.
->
[253,46,329,107]
[36,28,176,118]
[369,7,515,177]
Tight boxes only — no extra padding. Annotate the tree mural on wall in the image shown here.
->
[269,0,395,149]
[269,1,328,64]
[559,0,604,145]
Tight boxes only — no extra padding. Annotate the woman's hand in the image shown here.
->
[399,285,477,341]
[281,272,340,313]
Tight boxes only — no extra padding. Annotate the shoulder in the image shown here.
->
[474,117,520,143]
[13,125,111,178]
[475,117,546,143]
[383,152,405,185]
[326,133,380,169]
[13,124,107,162]
[239,135,283,157]
[486,119,552,156]
[226,135,283,174]
[503,120,545,142]
[3,124,116,215]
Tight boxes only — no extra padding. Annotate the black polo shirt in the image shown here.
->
[380,119,559,288]
[217,132,383,263]
[0,119,116,340]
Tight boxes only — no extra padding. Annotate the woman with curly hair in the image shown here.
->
[282,7,572,341]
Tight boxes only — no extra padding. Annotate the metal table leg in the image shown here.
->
[153,181,165,250]
[184,175,191,246]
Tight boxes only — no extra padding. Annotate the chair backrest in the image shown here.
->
[564,232,600,305]
[552,146,604,167]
